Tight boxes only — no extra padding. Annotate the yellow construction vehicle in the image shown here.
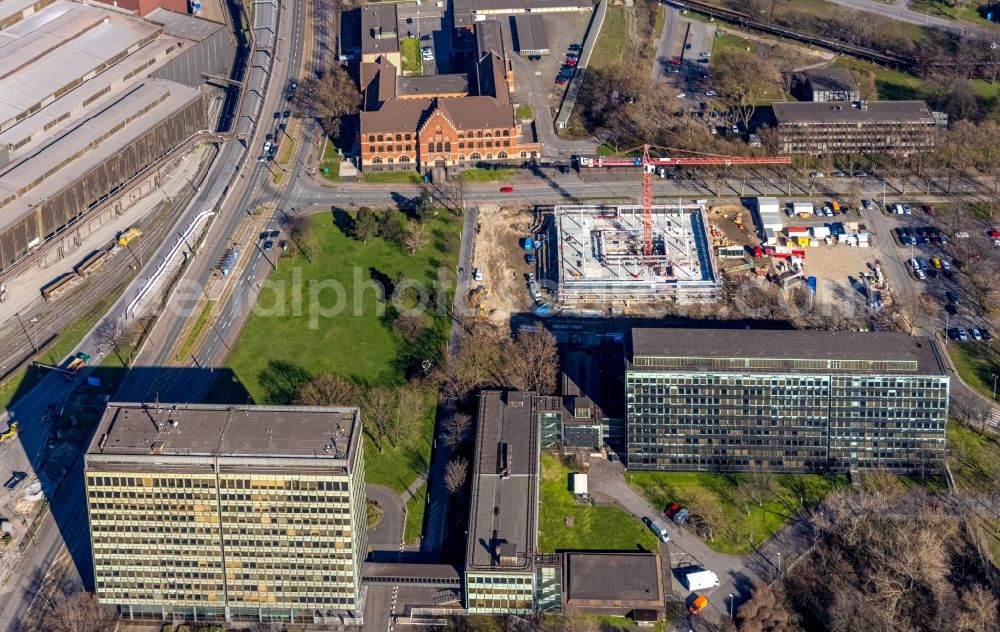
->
[116,227,142,247]
[468,285,491,318]
[0,421,19,444]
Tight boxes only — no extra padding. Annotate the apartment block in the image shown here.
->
[626,329,949,474]
[771,100,946,156]
[85,403,366,624]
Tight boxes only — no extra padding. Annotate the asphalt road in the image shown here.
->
[826,0,971,33]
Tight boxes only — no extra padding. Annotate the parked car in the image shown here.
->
[528,55,541,61]
[705,90,717,97]
[699,51,711,58]
[948,328,961,340]
[565,58,577,66]
[915,268,927,280]
[852,170,868,178]
[924,205,935,215]
[642,516,670,543]
[972,327,984,341]
[810,171,825,178]
[982,329,993,342]
[673,508,691,525]
[473,268,484,281]
[4,471,26,490]
[958,328,969,341]
[861,199,872,210]
[664,502,682,518]
[500,186,514,193]
[947,290,959,305]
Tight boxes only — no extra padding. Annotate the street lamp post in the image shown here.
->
[993,374,997,401]
[777,551,782,575]
[728,593,735,620]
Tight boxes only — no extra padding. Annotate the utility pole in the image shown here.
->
[15,312,37,353]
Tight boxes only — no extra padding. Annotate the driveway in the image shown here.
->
[587,459,754,619]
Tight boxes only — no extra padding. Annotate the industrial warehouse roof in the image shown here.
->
[146,7,226,41]
[0,2,163,131]
[90,403,360,460]
[512,14,549,53]
[772,100,937,125]
[563,552,665,609]
[466,391,539,571]
[0,79,203,230]
[630,329,948,375]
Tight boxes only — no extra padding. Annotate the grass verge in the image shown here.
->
[362,171,424,184]
[400,37,423,75]
[589,5,627,71]
[946,342,999,403]
[458,168,517,182]
[176,301,215,362]
[319,138,341,181]
[515,104,533,121]
[404,482,428,544]
[947,421,1000,493]
[539,455,660,553]
[626,470,847,555]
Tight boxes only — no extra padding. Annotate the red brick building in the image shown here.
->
[359,52,540,173]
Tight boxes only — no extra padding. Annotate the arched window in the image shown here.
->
[498,151,508,159]
[477,141,483,149]
[377,135,384,142]
[369,146,375,153]
[476,131,483,138]
[458,133,465,139]
[436,142,443,152]
[405,133,412,141]
[445,142,451,152]
[470,152,481,160]
[428,143,434,153]
[368,135,375,142]
[485,131,492,138]
[387,157,394,163]
[485,153,493,160]
[458,155,466,161]
[399,155,411,163]
[502,130,509,137]
[530,151,538,158]
[372,156,383,164]
[485,140,492,148]
[520,151,527,158]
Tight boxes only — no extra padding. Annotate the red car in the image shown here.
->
[565,58,577,66]
[670,57,681,66]
[555,78,567,85]
[664,502,681,518]
[924,205,935,215]
[500,186,514,193]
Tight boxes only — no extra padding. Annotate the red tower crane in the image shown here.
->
[579,145,793,256]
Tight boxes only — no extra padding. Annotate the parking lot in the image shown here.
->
[503,12,591,101]
[395,3,450,74]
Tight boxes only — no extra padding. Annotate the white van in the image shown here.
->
[685,570,720,591]
[643,516,670,543]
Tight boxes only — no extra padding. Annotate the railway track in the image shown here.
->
[0,157,210,382]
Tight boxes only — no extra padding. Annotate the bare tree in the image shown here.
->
[402,220,431,254]
[956,584,1000,632]
[714,50,779,131]
[361,386,399,453]
[296,373,359,406]
[42,592,116,632]
[95,318,133,365]
[501,328,558,394]
[292,66,362,138]
[443,412,472,448]
[737,581,800,632]
[444,456,469,494]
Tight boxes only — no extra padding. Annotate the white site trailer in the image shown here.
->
[685,570,721,591]
[755,197,783,234]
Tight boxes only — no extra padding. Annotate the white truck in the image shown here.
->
[685,570,721,591]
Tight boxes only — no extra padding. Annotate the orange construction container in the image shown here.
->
[689,594,709,614]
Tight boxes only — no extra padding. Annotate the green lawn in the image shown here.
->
[947,342,999,403]
[362,171,424,184]
[319,138,341,182]
[713,32,754,56]
[218,212,460,491]
[947,421,1000,494]
[515,104,533,121]
[589,5,627,71]
[909,0,992,25]
[626,470,847,555]
[832,57,924,101]
[458,168,517,182]
[404,482,428,544]
[539,455,660,553]
[400,37,423,75]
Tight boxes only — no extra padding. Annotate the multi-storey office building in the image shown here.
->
[626,329,949,473]
[85,403,366,624]
[770,100,946,156]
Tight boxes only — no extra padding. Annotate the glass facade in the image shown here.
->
[465,572,535,614]
[86,447,366,622]
[626,369,948,473]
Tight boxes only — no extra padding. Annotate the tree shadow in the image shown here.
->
[330,207,354,236]
[258,360,312,405]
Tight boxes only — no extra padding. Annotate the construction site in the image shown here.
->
[551,203,720,306]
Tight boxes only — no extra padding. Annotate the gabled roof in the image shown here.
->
[476,51,510,105]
